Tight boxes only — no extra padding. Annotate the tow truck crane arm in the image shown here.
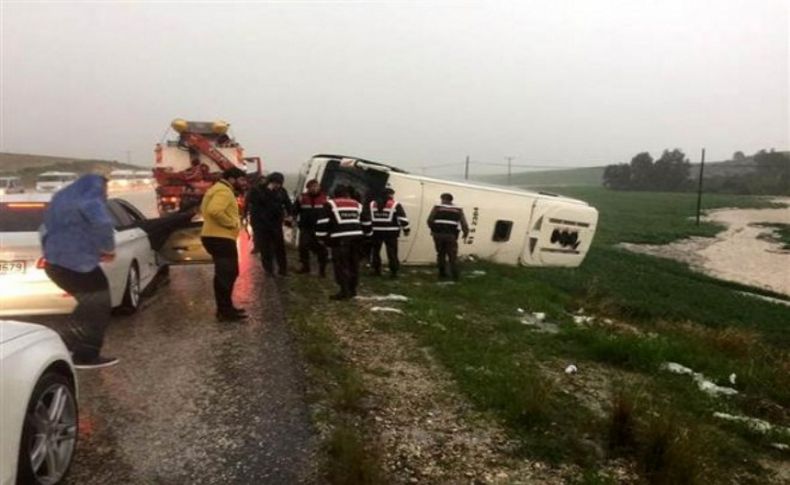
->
[179,132,237,172]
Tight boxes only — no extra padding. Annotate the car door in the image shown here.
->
[104,200,152,306]
[113,199,159,288]
[156,215,213,264]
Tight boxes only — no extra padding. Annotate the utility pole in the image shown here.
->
[695,148,706,226]
[505,156,515,185]
[464,155,470,180]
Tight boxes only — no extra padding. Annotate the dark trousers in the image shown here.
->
[371,233,399,275]
[433,233,460,280]
[298,227,328,270]
[255,227,287,275]
[331,239,360,296]
[45,264,111,361]
[201,237,239,313]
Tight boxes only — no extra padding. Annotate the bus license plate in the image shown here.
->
[0,261,26,275]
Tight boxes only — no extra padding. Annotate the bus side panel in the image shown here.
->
[386,174,424,263]
[404,179,532,266]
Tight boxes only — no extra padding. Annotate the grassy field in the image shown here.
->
[284,186,789,484]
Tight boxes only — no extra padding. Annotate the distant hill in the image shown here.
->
[476,154,783,188]
[477,166,606,187]
[0,152,140,187]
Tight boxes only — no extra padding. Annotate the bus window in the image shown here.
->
[320,160,388,203]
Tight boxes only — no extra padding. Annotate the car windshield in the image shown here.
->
[0,202,48,232]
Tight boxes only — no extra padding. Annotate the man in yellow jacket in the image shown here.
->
[201,167,247,321]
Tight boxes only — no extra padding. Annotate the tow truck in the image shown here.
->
[153,119,261,215]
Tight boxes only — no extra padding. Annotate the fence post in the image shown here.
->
[695,148,706,226]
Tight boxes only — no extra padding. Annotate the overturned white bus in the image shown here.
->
[294,154,598,268]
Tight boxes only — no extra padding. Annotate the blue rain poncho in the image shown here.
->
[41,174,115,272]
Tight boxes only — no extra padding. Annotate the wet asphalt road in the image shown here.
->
[25,189,317,484]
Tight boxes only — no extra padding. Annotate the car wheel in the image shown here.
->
[17,371,78,485]
[120,263,141,313]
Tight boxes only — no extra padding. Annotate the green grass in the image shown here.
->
[286,186,789,483]
[753,223,790,250]
[284,275,385,483]
[546,186,781,245]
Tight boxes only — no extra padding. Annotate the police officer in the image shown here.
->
[427,193,469,280]
[364,185,410,278]
[248,172,292,276]
[293,179,328,276]
[315,185,369,300]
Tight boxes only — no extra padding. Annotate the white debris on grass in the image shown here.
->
[565,364,578,374]
[519,314,559,334]
[771,442,789,451]
[661,362,694,375]
[660,362,738,397]
[573,315,595,325]
[729,373,737,385]
[355,294,410,302]
[517,308,525,314]
[436,281,456,286]
[469,270,487,277]
[371,306,404,315]
[712,412,790,435]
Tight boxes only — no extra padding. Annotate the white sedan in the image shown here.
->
[0,320,78,485]
[0,193,162,317]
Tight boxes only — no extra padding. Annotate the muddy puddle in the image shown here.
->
[621,198,790,297]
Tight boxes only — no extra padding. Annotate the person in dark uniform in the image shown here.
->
[363,185,410,278]
[427,193,469,280]
[293,179,328,276]
[315,185,369,300]
[248,172,292,276]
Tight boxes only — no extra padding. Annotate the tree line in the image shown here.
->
[602,149,692,191]
[603,148,789,195]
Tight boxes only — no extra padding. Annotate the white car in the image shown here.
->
[107,170,136,190]
[0,193,162,316]
[35,173,77,193]
[0,320,78,485]
[133,170,154,186]
[0,176,25,195]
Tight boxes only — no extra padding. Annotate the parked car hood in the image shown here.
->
[0,320,47,344]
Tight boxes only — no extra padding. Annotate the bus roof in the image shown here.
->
[309,154,588,206]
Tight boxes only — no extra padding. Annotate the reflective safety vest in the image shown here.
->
[315,197,367,239]
[364,198,410,235]
[295,192,328,228]
[428,204,466,236]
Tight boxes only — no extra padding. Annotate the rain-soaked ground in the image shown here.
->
[23,189,317,484]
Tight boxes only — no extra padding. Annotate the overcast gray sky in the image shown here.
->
[1,0,787,176]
